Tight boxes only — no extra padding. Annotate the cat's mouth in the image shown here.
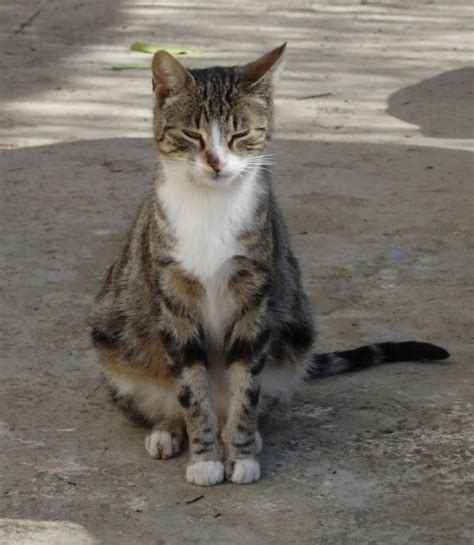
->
[193,170,237,187]
[210,170,234,181]
[188,166,242,187]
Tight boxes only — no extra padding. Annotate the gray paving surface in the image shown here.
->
[1,1,473,544]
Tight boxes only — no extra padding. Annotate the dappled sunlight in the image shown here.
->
[0,519,97,545]
[1,0,472,151]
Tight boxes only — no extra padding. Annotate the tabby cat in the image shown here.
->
[89,44,449,486]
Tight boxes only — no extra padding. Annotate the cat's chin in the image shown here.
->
[190,171,239,188]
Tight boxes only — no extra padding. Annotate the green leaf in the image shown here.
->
[130,42,205,55]
[111,63,151,71]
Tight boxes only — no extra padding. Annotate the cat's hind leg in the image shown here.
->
[107,373,186,460]
[145,419,185,460]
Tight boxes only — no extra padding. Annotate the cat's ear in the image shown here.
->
[151,51,194,98]
[241,43,286,87]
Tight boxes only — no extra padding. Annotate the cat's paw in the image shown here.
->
[145,430,181,460]
[186,460,225,487]
[226,458,261,484]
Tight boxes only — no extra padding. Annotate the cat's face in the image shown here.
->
[152,45,285,187]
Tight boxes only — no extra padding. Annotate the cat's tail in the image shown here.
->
[304,341,450,381]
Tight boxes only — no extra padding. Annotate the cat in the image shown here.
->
[89,43,449,487]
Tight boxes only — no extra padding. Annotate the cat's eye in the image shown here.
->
[182,129,204,146]
[229,130,250,145]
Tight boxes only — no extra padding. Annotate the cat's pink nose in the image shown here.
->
[206,153,225,173]
[209,160,225,173]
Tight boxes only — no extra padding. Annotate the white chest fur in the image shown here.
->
[157,167,261,347]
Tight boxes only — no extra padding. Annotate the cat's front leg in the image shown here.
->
[160,331,224,486]
[222,330,269,484]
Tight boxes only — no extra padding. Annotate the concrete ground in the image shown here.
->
[1,1,473,544]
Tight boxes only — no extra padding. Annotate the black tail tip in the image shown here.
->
[418,342,450,360]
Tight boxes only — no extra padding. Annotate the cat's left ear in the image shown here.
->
[151,50,194,98]
[241,43,287,88]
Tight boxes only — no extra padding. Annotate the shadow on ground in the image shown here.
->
[1,134,472,545]
[387,67,474,139]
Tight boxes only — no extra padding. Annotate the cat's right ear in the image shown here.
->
[151,51,194,99]
[241,43,287,87]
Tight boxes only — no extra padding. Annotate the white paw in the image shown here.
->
[186,460,224,487]
[255,431,263,454]
[145,430,178,460]
[230,458,261,484]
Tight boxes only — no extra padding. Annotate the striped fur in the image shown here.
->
[89,44,449,487]
[306,342,449,380]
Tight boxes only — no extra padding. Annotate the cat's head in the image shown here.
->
[152,44,286,187]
